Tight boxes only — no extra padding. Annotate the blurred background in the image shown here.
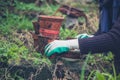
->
[0,0,115,80]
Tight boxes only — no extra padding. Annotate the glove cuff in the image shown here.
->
[67,39,79,50]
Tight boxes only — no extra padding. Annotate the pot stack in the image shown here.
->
[32,15,64,54]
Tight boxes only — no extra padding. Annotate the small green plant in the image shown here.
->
[0,40,51,66]
[59,28,78,40]
[87,62,118,80]
[0,40,28,64]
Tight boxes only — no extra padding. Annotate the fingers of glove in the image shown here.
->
[46,47,70,57]
[45,40,56,50]
[45,43,50,50]
[45,43,53,53]
[46,47,58,57]
[81,35,89,39]
[76,33,92,39]
[45,40,62,55]
[76,33,87,38]
[45,44,51,55]
[45,42,54,55]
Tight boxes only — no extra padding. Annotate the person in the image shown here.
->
[45,0,120,73]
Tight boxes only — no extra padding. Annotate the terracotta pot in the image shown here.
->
[38,15,64,38]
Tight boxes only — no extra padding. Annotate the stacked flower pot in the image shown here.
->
[32,15,64,54]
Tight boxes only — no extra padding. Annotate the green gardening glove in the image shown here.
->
[45,39,79,57]
[75,33,94,39]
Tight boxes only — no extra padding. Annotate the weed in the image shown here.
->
[0,40,51,66]
[59,28,78,40]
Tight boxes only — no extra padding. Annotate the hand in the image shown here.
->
[75,33,94,39]
[45,39,79,57]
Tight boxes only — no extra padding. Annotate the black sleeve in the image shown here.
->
[78,17,120,54]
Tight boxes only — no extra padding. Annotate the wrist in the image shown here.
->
[66,39,79,50]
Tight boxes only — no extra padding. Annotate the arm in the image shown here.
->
[79,17,120,54]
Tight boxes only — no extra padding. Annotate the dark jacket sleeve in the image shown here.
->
[79,17,120,54]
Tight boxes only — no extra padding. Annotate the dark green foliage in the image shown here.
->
[0,13,33,35]
[0,0,17,20]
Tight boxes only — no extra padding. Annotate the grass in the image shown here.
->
[80,53,120,80]
[59,28,78,39]
[16,2,41,11]
[0,13,33,35]
[80,53,91,80]
[0,5,51,64]
[0,1,60,66]
[0,39,51,66]
[0,1,60,35]
[40,3,60,15]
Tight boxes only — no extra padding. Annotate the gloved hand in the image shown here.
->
[75,33,94,39]
[45,39,79,57]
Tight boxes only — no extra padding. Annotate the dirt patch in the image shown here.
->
[0,62,52,80]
